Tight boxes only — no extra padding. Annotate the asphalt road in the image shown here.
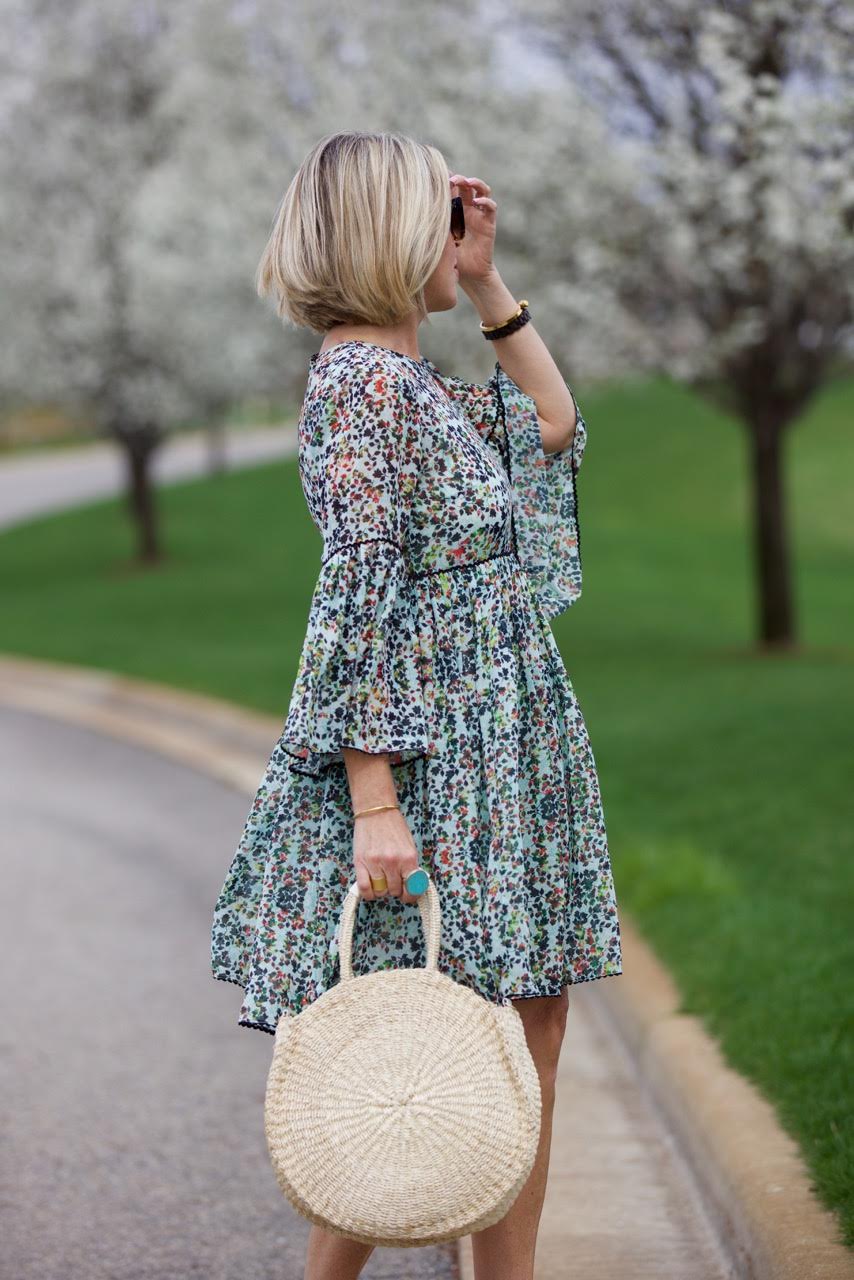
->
[0,706,458,1280]
[0,424,297,531]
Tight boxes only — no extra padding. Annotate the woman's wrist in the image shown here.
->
[461,266,518,327]
[342,747,399,816]
[353,802,400,820]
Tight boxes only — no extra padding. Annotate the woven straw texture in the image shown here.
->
[264,877,542,1247]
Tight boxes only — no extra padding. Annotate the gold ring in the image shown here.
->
[370,874,388,892]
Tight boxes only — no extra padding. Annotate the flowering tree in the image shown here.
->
[515,0,854,648]
[5,0,848,637]
[0,0,282,561]
[0,0,505,561]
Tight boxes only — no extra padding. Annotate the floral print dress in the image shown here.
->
[210,338,623,1035]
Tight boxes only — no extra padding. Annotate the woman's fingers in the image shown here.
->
[449,174,492,203]
[354,858,377,900]
[354,856,413,900]
[383,863,403,898]
[448,173,490,192]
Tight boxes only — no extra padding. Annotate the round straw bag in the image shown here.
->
[264,872,542,1248]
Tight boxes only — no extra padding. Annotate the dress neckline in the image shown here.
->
[309,338,437,371]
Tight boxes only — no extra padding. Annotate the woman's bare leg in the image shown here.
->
[303,1227,374,1280]
[470,988,569,1280]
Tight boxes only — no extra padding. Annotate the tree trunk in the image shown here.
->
[122,432,161,564]
[206,420,227,475]
[748,412,795,650]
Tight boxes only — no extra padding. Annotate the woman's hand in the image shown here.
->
[353,807,423,905]
[449,173,497,285]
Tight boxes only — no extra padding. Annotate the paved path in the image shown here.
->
[530,987,737,1280]
[0,706,457,1280]
[0,697,736,1279]
[0,424,297,530]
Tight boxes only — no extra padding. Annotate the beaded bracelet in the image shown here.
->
[481,299,531,341]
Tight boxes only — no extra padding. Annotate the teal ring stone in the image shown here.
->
[405,867,429,896]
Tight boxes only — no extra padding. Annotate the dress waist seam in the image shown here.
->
[320,536,519,579]
[410,549,519,579]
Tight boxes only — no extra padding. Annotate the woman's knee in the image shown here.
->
[510,988,569,1081]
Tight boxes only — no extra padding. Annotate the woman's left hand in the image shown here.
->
[449,174,497,285]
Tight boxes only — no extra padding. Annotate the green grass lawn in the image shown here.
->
[1,372,852,1243]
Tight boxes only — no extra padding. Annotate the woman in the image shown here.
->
[211,130,622,1280]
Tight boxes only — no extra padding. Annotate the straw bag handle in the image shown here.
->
[338,875,441,982]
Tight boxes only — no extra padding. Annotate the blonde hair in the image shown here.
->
[256,130,451,333]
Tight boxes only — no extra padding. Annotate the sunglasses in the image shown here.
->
[450,195,465,241]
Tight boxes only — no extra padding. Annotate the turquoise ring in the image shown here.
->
[405,867,430,896]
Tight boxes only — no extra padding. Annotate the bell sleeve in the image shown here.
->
[277,360,435,777]
[445,359,588,621]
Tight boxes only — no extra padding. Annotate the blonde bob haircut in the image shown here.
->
[256,130,451,334]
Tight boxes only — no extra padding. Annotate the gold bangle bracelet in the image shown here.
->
[353,802,400,819]
[480,299,529,333]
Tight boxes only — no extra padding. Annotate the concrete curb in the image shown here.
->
[1,653,851,1280]
[593,932,853,1279]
